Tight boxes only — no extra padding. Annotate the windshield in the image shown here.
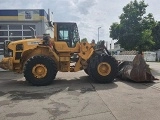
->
[58,24,69,41]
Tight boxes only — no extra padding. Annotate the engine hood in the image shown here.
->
[8,38,43,50]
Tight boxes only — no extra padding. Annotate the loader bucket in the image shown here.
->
[118,54,158,82]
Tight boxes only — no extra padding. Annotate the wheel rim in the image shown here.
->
[97,62,111,76]
[32,64,47,78]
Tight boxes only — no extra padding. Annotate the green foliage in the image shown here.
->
[110,23,120,40]
[81,38,88,42]
[152,21,160,50]
[109,0,156,51]
[138,30,154,51]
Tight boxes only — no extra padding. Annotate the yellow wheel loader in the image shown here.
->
[0,22,158,85]
[0,22,119,86]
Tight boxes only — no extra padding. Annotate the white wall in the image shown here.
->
[143,51,156,62]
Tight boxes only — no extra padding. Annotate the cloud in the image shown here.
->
[76,0,97,15]
[0,0,43,9]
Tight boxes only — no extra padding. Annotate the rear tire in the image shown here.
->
[88,54,118,83]
[24,55,57,86]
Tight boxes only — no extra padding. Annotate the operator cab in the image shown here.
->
[53,22,80,47]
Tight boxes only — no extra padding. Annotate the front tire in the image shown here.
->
[24,56,57,86]
[84,68,89,75]
[88,54,118,83]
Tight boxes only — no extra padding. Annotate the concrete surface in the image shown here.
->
[0,62,160,120]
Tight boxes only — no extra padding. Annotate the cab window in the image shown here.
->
[59,30,69,40]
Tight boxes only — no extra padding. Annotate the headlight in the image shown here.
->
[16,44,23,51]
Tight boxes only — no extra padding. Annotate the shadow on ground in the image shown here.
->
[0,73,118,101]
[0,71,158,101]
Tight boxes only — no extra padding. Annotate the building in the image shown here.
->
[111,42,124,55]
[0,9,53,55]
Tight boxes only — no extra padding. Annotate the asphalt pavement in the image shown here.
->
[0,62,160,120]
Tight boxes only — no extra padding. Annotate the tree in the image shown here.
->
[109,0,156,51]
[81,38,88,42]
[152,21,160,50]
[138,13,156,51]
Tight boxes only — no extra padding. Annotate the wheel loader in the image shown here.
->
[0,22,119,86]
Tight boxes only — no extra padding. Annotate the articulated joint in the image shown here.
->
[0,57,13,70]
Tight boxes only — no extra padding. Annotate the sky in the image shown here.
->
[0,0,160,43]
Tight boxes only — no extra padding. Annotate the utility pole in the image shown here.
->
[98,27,101,42]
